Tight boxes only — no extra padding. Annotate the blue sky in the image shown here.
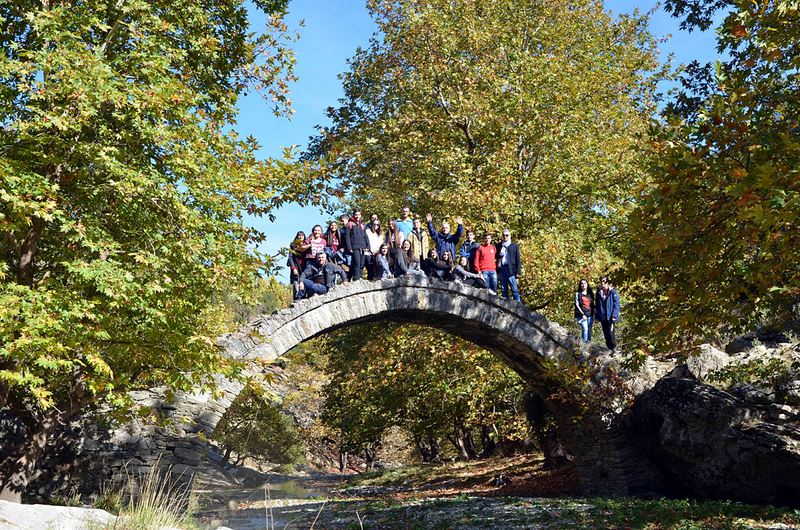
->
[239,0,723,281]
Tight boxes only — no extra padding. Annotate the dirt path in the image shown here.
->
[194,456,800,529]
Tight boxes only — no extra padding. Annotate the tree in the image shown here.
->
[0,0,310,499]
[212,384,305,468]
[308,0,665,317]
[622,0,800,354]
[321,324,529,466]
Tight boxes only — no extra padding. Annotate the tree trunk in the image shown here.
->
[16,216,46,287]
[338,450,348,473]
[415,434,440,463]
[363,442,379,472]
[524,390,572,469]
[449,423,477,460]
[0,410,63,502]
[480,425,497,458]
[0,369,88,502]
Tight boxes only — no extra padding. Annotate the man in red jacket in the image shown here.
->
[474,233,498,294]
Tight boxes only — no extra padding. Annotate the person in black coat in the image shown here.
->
[343,210,370,281]
[496,229,521,301]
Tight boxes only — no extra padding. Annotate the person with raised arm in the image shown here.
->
[426,212,463,259]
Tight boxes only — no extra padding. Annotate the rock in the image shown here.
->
[0,500,115,529]
[729,384,777,405]
[777,380,800,405]
[686,344,730,381]
[725,335,755,354]
[630,376,800,506]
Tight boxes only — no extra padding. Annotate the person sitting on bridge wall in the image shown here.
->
[426,212,463,259]
[374,243,394,280]
[422,248,451,281]
[455,256,488,289]
[295,252,348,299]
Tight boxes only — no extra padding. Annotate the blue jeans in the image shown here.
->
[498,267,520,301]
[482,271,497,292]
[577,316,593,342]
[299,280,328,298]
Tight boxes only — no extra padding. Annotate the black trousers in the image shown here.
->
[600,320,617,351]
[349,250,365,281]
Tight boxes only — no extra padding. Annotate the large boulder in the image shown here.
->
[0,500,114,529]
[629,376,800,506]
[686,344,730,382]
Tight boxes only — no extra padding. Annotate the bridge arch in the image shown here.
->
[113,275,664,497]
[218,275,590,387]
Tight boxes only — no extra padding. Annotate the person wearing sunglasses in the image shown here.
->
[497,230,521,302]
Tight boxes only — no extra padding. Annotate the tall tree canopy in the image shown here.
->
[623,0,800,352]
[309,0,666,315]
[0,0,308,497]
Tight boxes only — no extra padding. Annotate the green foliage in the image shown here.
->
[308,0,666,320]
[622,1,800,353]
[0,0,316,492]
[211,383,305,468]
[321,324,528,460]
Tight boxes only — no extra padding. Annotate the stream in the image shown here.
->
[195,475,338,530]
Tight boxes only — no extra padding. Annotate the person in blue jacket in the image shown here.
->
[594,276,621,352]
[426,212,463,259]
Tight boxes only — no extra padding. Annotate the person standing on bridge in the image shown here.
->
[395,205,414,242]
[343,210,370,281]
[594,276,621,352]
[408,217,430,263]
[474,233,498,293]
[426,213,463,259]
[497,229,521,302]
[295,253,348,299]
[574,279,595,343]
[459,229,479,272]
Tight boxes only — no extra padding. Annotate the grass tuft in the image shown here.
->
[99,465,199,530]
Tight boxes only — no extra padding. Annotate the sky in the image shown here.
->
[238,0,723,282]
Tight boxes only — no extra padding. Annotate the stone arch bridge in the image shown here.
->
[55,276,666,496]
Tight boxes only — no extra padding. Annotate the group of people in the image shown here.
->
[287,207,522,301]
[286,206,622,352]
[574,276,621,352]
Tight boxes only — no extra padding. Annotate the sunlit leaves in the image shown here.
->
[0,0,300,428]
[307,0,666,322]
[622,0,800,352]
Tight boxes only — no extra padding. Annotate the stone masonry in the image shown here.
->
[27,276,666,498]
